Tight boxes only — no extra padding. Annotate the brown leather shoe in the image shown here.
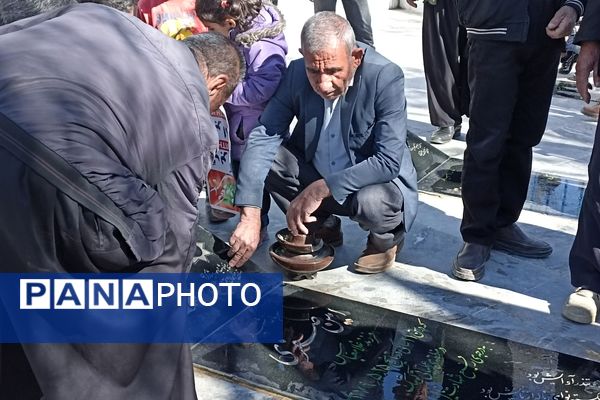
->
[354,237,404,274]
[315,215,343,247]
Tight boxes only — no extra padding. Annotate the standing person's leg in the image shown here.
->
[563,121,600,324]
[460,40,521,245]
[493,41,560,258]
[457,25,470,119]
[423,0,463,144]
[453,40,521,281]
[340,0,374,47]
[559,27,579,74]
[313,0,338,13]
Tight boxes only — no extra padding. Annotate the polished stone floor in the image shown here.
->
[192,282,600,400]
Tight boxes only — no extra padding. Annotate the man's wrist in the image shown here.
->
[312,179,332,200]
[240,206,261,221]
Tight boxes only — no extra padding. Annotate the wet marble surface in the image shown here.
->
[193,284,600,400]
[413,147,587,219]
[194,190,600,365]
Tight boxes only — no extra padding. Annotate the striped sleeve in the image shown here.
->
[564,0,585,18]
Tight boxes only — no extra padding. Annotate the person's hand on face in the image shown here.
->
[301,40,364,101]
[202,19,235,37]
[205,74,230,112]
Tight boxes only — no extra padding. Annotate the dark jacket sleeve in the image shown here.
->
[156,154,212,271]
[575,0,600,42]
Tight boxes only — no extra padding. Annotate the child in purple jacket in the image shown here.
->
[198,0,287,233]
[197,0,288,164]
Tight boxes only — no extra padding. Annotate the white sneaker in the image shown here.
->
[562,288,600,324]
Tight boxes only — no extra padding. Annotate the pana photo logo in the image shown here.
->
[0,273,282,343]
[19,278,261,310]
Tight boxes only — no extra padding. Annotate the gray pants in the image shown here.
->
[313,0,374,47]
[265,145,405,250]
[422,0,469,128]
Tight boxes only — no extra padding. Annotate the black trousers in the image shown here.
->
[265,145,405,250]
[313,0,374,47]
[460,38,561,244]
[570,121,600,294]
[422,0,469,128]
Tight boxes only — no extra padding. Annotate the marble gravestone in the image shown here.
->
[191,230,600,400]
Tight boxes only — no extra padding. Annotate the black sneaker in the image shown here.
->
[559,52,578,75]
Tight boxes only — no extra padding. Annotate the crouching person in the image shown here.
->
[227,12,418,274]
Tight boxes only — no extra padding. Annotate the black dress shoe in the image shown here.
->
[452,242,491,281]
[493,224,552,258]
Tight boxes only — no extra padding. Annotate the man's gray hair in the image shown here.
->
[183,33,246,100]
[0,0,136,26]
[300,11,356,56]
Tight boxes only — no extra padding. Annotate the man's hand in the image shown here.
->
[546,6,577,39]
[228,207,261,268]
[576,41,600,103]
[286,179,331,236]
[406,0,418,8]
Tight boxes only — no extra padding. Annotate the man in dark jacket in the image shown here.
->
[562,0,600,324]
[0,4,243,399]
[452,0,585,281]
[228,12,418,274]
